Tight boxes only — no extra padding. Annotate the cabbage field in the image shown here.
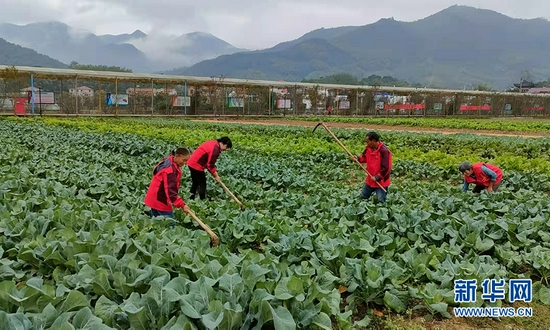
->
[1,117,550,329]
[283,116,550,133]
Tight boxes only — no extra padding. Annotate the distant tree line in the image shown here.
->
[302,73,422,88]
[68,61,132,73]
[302,72,550,92]
[473,84,495,91]
[534,80,550,88]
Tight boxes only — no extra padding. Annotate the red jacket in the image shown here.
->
[464,163,502,186]
[144,156,186,212]
[187,140,221,174]
[358,142,392,188]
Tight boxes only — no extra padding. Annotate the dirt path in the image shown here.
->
[195,119,550,138]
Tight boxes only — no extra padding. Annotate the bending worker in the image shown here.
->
[459,161,503,193]
[144,147,191,220]
[187,137,233,200]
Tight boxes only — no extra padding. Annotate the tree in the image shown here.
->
[306,85,324,113]
[68,61,132,73]
[534,79,550,88]
[520,70,532,82]
[360,74,410,87]
[0,66,26,94]
[363,75,382,88]
[302,73,359,85]
[474,84,495,92]
[302,73,414,88]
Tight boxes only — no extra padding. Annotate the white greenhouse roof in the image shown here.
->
[0,65,548,98]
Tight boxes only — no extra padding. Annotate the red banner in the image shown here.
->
[384,104,425,110]
[459,105,492,111]
[524,106,545,111]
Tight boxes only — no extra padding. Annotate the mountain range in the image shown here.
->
[0,37,67,69]
[171,5,550,89]
[1,5,550,89]
[0,21,245,72]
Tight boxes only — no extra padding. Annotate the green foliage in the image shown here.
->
[474,84,495,91]
[1,117,550,329]
[534,80,550,88]
[276,116,550,133]
[303,73,413,87]
[68,61,132,73]
[303,73,360,85]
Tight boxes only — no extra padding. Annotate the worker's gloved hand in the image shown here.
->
[183,205,191,214]
[374,175,381,182]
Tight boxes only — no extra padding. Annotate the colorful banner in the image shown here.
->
[384,103,425,110]
[338,100,350,109]
[524,106,545,111]
[277,99,291,109]
[106,93,129,106]
[227,97,244,108]
[172,96,191,107]
[459,105,491,111]
[27,91,55,104]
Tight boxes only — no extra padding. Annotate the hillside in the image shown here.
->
[0,38,67,68]
[171,5,550,89]
[177,38,358,81]
[0,22,151,72]
[0,22,245,73]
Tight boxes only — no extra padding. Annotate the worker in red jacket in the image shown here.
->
[187,137,232,200]
[352,131,392,203]
[459,161,503,193]
[144,147,191,219]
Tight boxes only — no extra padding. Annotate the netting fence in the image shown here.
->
[1,66,550,117]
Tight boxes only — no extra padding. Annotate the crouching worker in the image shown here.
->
[459,161,503,193]
[145,147,191,224]
[353,131,392,203]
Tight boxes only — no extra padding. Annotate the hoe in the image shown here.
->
[313,122,386,192]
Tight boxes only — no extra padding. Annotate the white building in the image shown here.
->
[69,86,94,97]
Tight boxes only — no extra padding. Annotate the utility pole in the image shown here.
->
[38,87,42,116]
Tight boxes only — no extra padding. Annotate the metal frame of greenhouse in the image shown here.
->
[1,65,550,117]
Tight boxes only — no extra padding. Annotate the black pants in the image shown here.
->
[473,182,501,193]
[189,166,207,200]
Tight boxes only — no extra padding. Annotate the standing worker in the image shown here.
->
[187,137,233,200]
[459,161,502,193]
[353,131,392,203]
[144,147,191,220]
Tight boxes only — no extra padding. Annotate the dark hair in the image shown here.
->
[217,136,232,149]
[366,131,380,141]
[459,161,472,173]
[171,147,191,156]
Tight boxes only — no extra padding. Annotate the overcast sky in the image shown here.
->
[0,0,546,49]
